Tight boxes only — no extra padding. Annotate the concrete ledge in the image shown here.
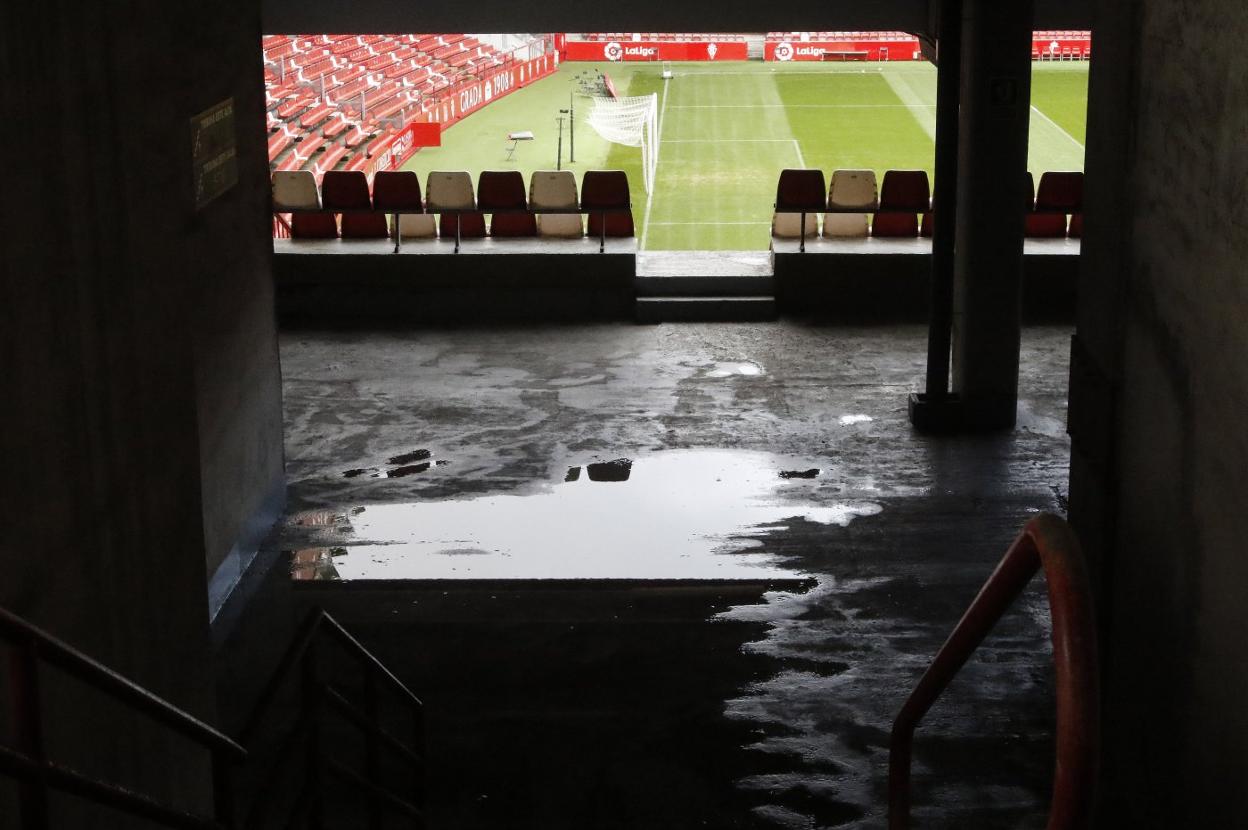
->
[773,236,1080,322]
[275,237,637,324]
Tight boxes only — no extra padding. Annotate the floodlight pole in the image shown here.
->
[556,114,566,170]
[569,90,576,163]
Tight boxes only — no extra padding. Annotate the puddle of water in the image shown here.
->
[838,414,874,426]
[343,449,448,479]
[706,361,764,378]
[296,449,881,581]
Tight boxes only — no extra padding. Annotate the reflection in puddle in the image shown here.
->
[586,458,632,482]
[778,469,820,480]
[706,361,765,378]
[343,450,449,479]
[299,449,881,581]
[838,414,874,426]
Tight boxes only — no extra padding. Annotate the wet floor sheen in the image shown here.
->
[292,449,882,581]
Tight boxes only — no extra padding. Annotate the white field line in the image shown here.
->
[640,80,670,250]
[649,221,770,226]
[1030,104,1085,150]
[663,138,797,143]
[881,70,936,140]
[792,139,807,168]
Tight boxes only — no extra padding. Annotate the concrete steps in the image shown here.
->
[636,295,776,322]
[634,250,776,322]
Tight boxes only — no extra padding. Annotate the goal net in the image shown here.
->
[584,93,659,193]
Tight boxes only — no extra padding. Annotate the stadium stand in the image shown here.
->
[575,33,748,41]
[264,34,546,182]
[768,169,1084,241]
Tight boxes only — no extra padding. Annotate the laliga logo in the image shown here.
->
[604,41,623,61]
[775,42,794,61]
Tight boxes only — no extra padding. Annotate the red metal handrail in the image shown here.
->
[888,513,1099,829]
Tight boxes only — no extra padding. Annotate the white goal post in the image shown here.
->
[584,93,659,193]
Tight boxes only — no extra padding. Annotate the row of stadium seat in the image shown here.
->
[577,33,749,42]
[765,31,920,41]
[272,169,634,242]
[773,169,1084,240]
[263,34,518,176]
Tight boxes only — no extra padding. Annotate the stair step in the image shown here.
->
[635,274,775,297]
[636,295,777,323]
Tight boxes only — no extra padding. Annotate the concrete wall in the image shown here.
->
[260,0,1090,36]
[0,0,280,820]
[1072,0,1248,823]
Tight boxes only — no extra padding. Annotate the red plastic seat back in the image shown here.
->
[373,171,424,211]
[1027,171,1071,237]
[1035,171,1084,212]
[477,171,535,237]
[438,212,487,238]
[477,171,528,210]
[775,169,827,212]
[321,171,372,210]
[873,170,929,237]
[321,171,388,238]
[588,211,635,238]
[582,170,631,210]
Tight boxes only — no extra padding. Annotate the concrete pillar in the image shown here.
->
[949,0,1034,429]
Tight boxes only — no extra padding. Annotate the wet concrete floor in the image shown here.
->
[228,322,1071,829]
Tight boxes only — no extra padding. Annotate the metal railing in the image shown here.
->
[237,607,425,830]
[1,606,247,829]
[887,513,1099,829]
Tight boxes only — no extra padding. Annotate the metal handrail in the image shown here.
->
[238,606,424,830]
[887,513,1099,829]
[1,605,245,829]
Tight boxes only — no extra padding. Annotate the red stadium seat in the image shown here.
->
[774,168,827,213]
[582,170,634,238]
[1036,171,1084,211]
[1029,171,1083,237]
[439,212,487,238]
[291,212,338,238]
[1025,172,1063,237]
[1068,213,1083,238]
[372,170,423,212]
[873,170,929,237]
[477,171,536,237]
[320,171,388,238]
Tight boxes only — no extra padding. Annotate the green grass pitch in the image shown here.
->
[403,61,1088,251]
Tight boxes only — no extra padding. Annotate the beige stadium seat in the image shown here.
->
[272,170,320,211]
[823,169,878,237]
[396,214,438,238]
[770,212,819,238]
[530,170,584,238]
[425,171,476,211]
